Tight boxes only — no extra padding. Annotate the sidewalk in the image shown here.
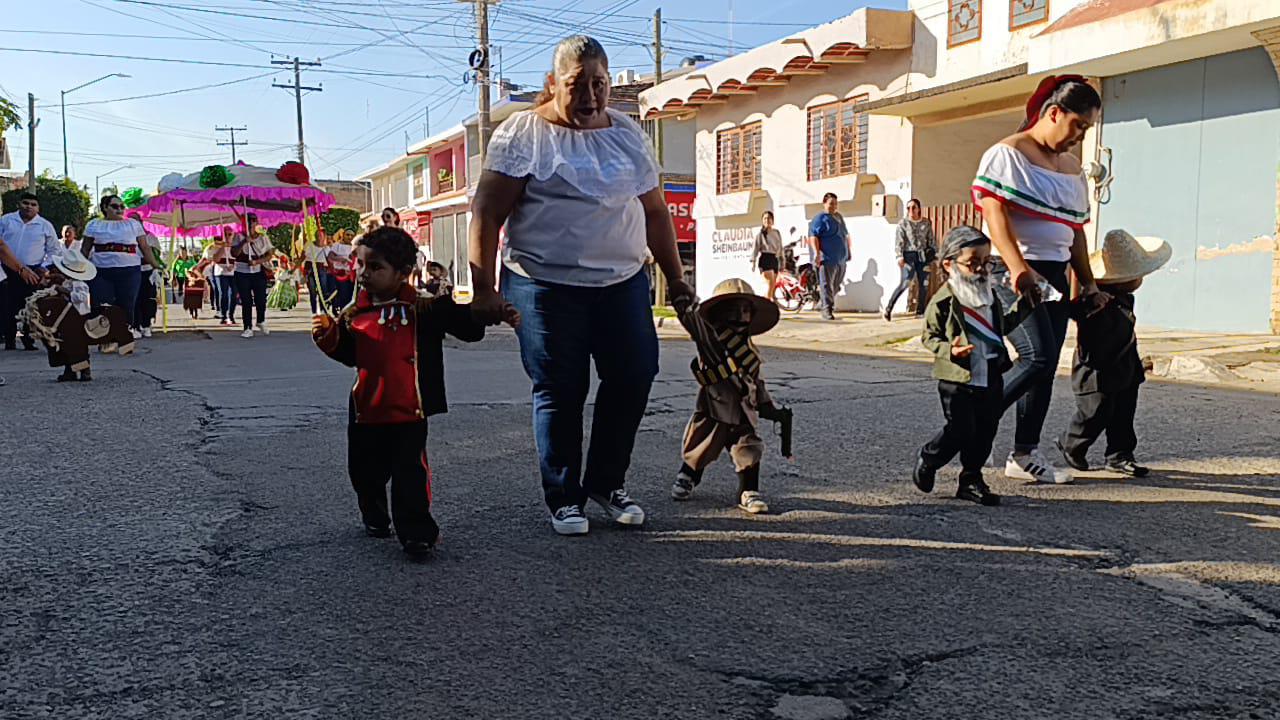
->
[656,308,1280,392]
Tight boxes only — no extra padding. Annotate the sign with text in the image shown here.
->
[665,189,696,243]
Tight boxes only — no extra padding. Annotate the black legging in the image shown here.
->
[234,271,268,330]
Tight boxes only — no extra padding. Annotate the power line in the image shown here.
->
[216,126,249,163]
[0,47,454,80]
[63,72,275,107]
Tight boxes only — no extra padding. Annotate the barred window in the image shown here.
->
[716,123,762,195]
[806,95,868,182]
[1010,0,1048,29]
[948,0,982,47]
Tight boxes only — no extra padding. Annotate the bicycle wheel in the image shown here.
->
[774,284,802,312]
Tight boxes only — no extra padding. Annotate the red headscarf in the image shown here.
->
[1025,74,1088,126]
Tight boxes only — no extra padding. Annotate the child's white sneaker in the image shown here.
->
[255,322,269,336]
[738,491,769,514]
[240,328,254,339]
[671,472,697,500]
[1005,449,1073,484]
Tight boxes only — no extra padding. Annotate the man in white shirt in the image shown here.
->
[0,192,59,350]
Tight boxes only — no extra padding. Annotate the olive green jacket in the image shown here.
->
[922,284,1029,384]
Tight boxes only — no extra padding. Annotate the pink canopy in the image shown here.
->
[136,162,335,238]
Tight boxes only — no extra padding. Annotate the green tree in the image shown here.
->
[2,172,92,233]
[265,206,364,258]
[0,97,22,133]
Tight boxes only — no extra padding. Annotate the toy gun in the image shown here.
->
[758,404,793,460]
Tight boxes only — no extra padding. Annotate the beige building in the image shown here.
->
[642,0,1280,331]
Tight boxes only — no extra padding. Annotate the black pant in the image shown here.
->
[134,269,157,330]
[1061,385,1140,462]
[348,421,439,545]
[2,272,37,345]
[921,371,1004,474]
[234,271,267,330]
[886,251,930,316]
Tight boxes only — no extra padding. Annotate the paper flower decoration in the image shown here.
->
[157,172,185,193]
[199,165,234,189]
[276,161,311,185]
[121,187,147,208]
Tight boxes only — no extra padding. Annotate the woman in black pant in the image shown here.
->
[231,225,275,338]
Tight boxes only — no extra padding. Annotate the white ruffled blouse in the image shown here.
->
[972,144,1090,263]
[485,108,660,287]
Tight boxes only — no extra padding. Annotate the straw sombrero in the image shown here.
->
[53,248,98,282]
[697,278,780,336]
[1089,230,1171,284]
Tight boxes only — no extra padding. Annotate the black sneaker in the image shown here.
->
[79,370,92,382]
[1106,458,1150,477]
[1054,436,1090,472]
[56,369,78,382]
[589,489,646,526]
[956,474,1000,506]
[402,539,435,558]
[550,505,589,535]
[364,523,393,538]
[912,453,936,493]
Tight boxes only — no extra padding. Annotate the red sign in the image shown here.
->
[665,190,696,243]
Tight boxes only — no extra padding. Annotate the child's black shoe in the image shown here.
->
[402,539,435,558]
[79,370,92,382]
[364,523,393,538]
[912,453,936,493]
[1054,436,1090,472]
[956,473,1000,506]
[1106,458,1149,477]
[671,463,702,500]
[57,369,77,382]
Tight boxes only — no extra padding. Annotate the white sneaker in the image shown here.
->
[240,328,254,339]
[255,322,269,336]
[1005,449,1073,484]
[141,327,153,338]
[551,505,589,535]
[130,328,142,340]
[738,491,769,514]
[589,489,646,525]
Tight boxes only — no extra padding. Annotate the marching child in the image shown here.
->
[913,226,1029,505]
[672,278,786,515]
[311,226,519,557]
[1055,230,1170,477]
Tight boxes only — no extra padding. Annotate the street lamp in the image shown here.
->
[95,164,133,204]
[62,73,130,178]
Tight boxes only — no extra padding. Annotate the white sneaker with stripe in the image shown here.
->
[1005,449,1073,484]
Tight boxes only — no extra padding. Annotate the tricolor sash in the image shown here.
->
[961,306,1002,351]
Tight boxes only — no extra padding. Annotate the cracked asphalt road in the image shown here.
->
[3,326,1280,719]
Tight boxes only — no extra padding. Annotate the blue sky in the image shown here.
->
[2,0,904,195]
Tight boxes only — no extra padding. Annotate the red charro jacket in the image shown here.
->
[314,284,484,424]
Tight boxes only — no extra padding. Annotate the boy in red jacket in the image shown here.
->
[312,226,518,557]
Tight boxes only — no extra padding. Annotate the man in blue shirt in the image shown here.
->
[807,192,852,320]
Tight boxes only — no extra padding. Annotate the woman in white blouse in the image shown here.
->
[469,35,694,536]
[81,194,159,332]
[971,76,1108,485]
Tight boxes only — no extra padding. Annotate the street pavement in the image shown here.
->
[4,314,1280,719]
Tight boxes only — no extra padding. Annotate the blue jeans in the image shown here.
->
[333,279,355,311]
[215,275,238,321]
[992,259,1071,452]
[307,267,333,314]
[886,252,930,317]
[88,266,143,328]
[502,269,659,510]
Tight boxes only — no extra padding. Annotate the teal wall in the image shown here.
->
[1100,48,1280,333]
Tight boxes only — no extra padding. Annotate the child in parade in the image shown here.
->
[311,226,519,557]
[1055,230,1171,477]
[45,249,96,381]
[672,278,785,515]
[913,226,1030,505]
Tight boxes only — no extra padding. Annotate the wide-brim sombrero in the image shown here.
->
[697,278,780,336]
[53,248,98,281]
[1090,230,1172,284]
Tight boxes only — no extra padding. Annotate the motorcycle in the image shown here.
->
[772,241,818,312]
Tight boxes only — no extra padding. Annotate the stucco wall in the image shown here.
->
[690,49,915,309]
[910,109,1022,206]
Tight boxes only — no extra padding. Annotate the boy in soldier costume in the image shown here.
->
[672,278,787,515]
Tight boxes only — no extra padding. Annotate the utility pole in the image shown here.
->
[653,8,664,167]
[26,93,37,188]
[215,125,248,164]
[460,0,495,164]
[272,57,322,164]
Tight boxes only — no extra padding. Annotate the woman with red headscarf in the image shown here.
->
[970,75,1108,486]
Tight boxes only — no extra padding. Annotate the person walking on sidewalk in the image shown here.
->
[807,193,851,320]
[751,210,784,304]
[885,198,936,321]
[0,192,59,350]
[972,75,1109,486]
[468,35,695,536]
